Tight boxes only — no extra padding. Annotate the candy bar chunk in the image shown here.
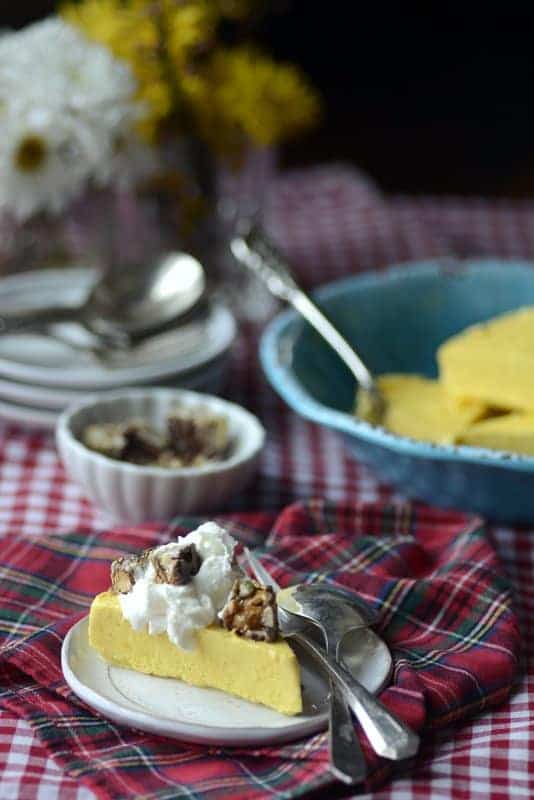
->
[122,421,167,464]
[220,578,279,642]
[110,549,151,594]
[152,543,202,586]
[167,407,229,463]
[82,421,166,464]
[156,450,185,468]
[83,423,126,459]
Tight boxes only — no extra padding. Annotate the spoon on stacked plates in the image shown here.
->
[0,251,207,355]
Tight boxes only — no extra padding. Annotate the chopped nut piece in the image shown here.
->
[220,578,279,642]
[237,578,256,598]
[156,450,185,468]
[190,454,208,467]
[122,422,167,464]
[83,423,126,459]
[166,415,197,461]
[152,543,202,586]
[167,407,229,463]
[110,542,204,593]
[83,421,166,464]
[110,549,151,594]
[199,414,229,457]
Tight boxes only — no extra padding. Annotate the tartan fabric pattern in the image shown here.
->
[1,164,534,798]
[0,500,520,799]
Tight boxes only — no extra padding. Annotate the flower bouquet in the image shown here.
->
[0,2,319,314]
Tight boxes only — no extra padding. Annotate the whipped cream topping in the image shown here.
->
[119,521,242,651]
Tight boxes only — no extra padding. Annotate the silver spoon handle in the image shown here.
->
[292,292,374,390]
[0,305,81,334]
[291,632,419,761]
[328,659,367,783]
[230,227,375,391]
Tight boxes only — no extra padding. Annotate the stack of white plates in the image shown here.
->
[0,268,236,430]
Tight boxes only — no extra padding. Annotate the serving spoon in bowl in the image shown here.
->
[0,251,206,351]
[230,222,385,424]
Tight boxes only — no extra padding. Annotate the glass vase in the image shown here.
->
[0,139,278,324]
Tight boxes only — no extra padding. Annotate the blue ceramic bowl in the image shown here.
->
[260,259,534,523]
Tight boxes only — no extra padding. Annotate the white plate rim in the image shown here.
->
[0,358,231,429]
[0,352,230,410]
[0,376,95,409]
[62,616,392,747]
[0,269,236,388]
[0,396,58,429]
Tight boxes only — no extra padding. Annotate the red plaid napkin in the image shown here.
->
[0,499,520,800]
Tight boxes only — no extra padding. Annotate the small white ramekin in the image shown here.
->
[56,388,265,523]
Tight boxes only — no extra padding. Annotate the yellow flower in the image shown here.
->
[63,0,217,137]
[165,2,218,69]
[186,47,321,156]
[62,2,320,153]
[213,0,260,19]
[63,0,167,138]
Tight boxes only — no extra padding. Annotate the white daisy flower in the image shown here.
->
[0,18,149,221]
[0,106,96,221]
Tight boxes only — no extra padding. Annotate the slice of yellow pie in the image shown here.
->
[438,307,534,411]
[88,522,302,716]
[456,412,534,456]
[356,374,487,444]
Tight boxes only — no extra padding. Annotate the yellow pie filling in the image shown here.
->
[357,374,487,445]
[89,591,303,716]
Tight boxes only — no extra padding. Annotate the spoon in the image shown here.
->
[0,251,206,348]
[278,583,379,660]
[243,549,367,783]
[245,549,419,765]
[230,222,385,424]
[277,583,420,761]
[279,584,370,783]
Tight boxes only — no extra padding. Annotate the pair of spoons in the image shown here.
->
[244,548,419,785]
[0,252,206,357]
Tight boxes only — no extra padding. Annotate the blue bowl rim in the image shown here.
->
[260,258,534,473]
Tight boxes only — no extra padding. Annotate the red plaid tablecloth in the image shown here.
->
[1,164,534,799]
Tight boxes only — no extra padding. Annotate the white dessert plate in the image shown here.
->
[62,617,392,746]
[0,357,230,430]
[0,268,235,388]
[0,376,89,410]
[0,396,58,429]
[0,352,230,414]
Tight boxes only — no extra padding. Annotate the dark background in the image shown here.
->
[5,2,534,197]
